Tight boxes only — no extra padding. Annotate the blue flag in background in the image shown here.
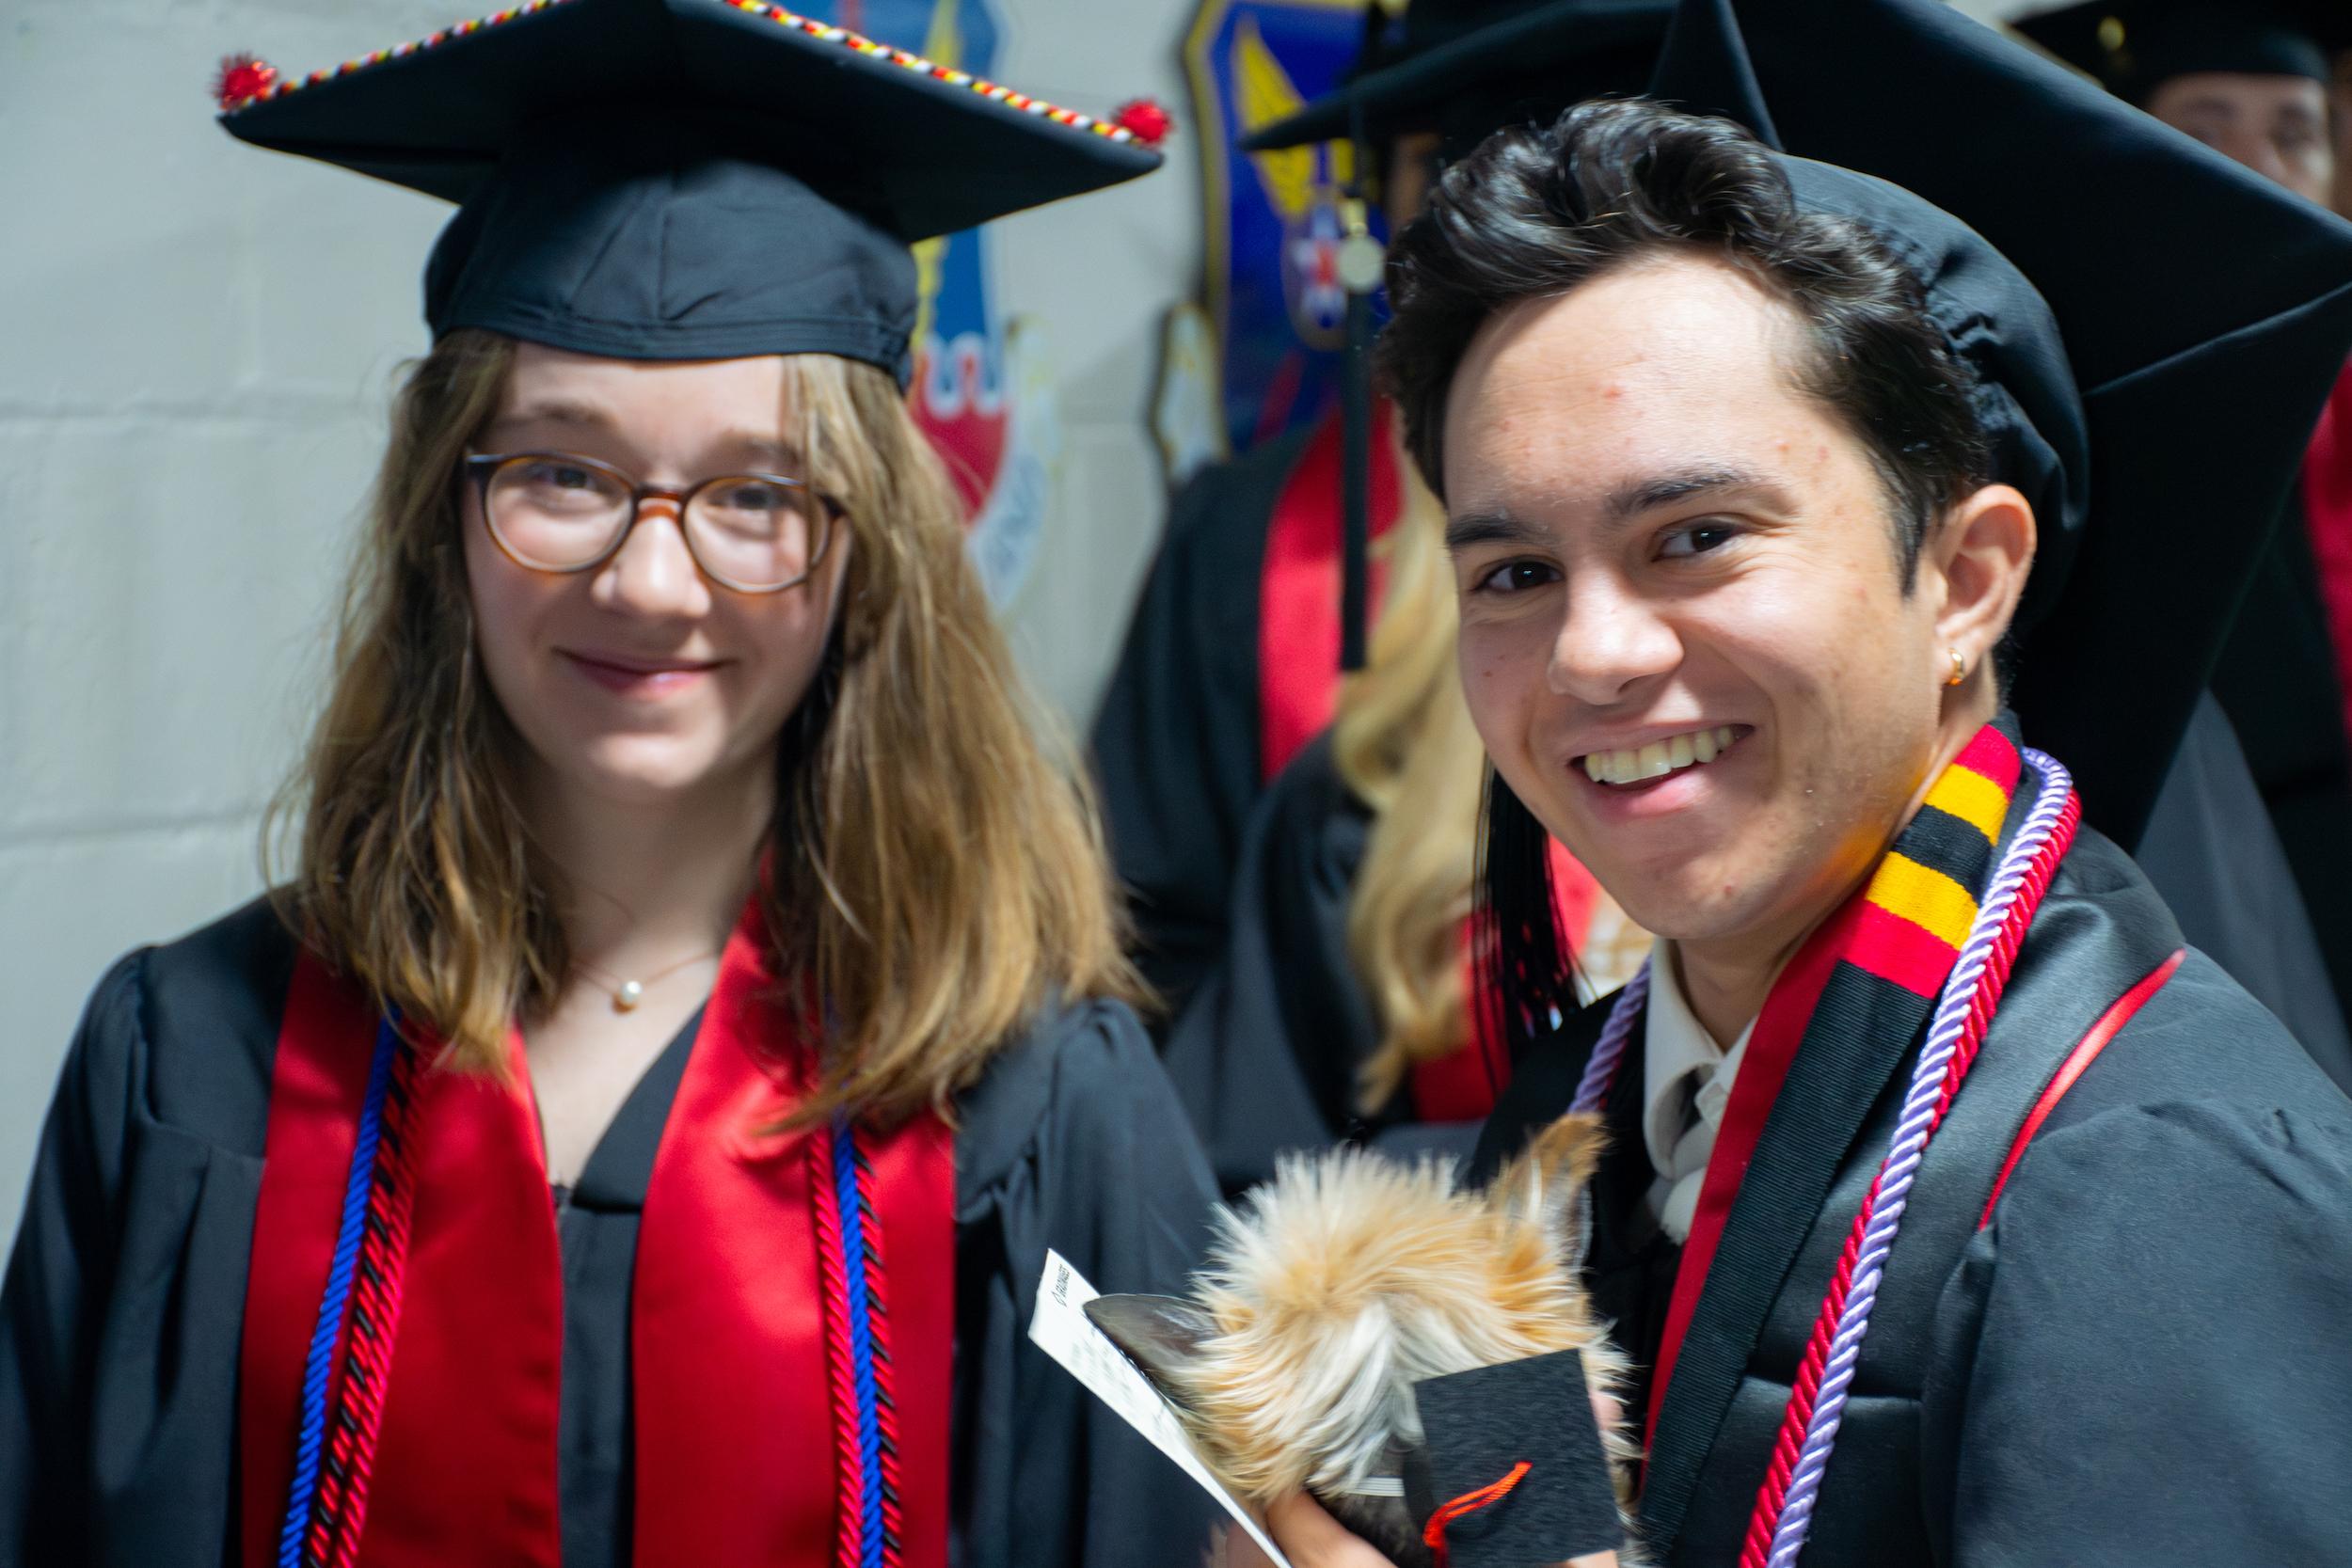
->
[823,0,1051,603]
[1184,0,1378,453]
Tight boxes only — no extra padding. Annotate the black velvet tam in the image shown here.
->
[1647,0,2352,849]
[1244,0,1674,153]
[217,0,1162,380]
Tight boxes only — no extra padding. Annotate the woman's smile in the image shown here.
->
[558,647,728,698]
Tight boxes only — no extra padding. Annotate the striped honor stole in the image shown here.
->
[1842,720,2024,997]
[1636,717,2029,1442]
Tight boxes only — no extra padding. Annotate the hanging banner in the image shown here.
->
[820,0,1057,605]
[1181,0,1373,455]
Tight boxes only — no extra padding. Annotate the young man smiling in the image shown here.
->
[1438,241,2027,1056]
[1238,0,2352,1563]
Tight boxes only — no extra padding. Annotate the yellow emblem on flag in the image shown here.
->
[1234,13,1341,219]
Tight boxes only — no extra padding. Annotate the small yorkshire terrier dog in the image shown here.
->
[1089,1114,1644,1567]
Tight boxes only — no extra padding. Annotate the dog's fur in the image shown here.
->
[1090,1114,1643,1566]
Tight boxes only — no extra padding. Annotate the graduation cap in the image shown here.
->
[215,0,1167,383]
[1643,0,2352,844]
[1087,1295,1624,1567]
[2012,0,2350,103]
[1243,0,1676,156]
[1233,0,1520,156]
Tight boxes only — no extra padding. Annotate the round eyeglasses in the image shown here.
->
[464,451,842,594]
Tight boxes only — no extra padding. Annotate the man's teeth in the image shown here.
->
[1581,726,1740,784]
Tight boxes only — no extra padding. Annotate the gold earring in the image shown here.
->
[1945,647,1967,688]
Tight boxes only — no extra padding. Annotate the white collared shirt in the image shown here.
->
[1641,938,1757,1244]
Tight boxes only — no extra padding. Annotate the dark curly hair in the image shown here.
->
[1379,96,1991,580]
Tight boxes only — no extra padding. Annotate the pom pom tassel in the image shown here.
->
[215,53,279,111]
[1112,98,1173,148]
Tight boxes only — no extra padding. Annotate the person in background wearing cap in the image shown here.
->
[2018,0,2352,1049]
[0,5,1221,1566]
[1092,0,1664,1035]
[1153,0,1665,1199]
[2017,0,2340,206]
[1239,1,2352,1563]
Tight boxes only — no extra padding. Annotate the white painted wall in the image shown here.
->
[0,0,1198,1245]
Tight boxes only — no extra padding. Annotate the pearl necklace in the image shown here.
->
[572,949,722,1012]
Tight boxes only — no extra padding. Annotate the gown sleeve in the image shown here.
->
[3,902,278,1568]
[1921,1100,2352,1565]
[954,999,1223,1568]
[2135,690,2352,1086]
[0,953,144,1560]
[2208,504,2352,1020]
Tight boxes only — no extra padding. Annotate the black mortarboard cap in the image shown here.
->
[2013,1,2348,103]
[1245,0,1675,153]
[216,0,1162,384]
[1645,0,2352,849]
[1409,1351,1621,1568]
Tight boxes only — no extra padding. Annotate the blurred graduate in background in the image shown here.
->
[2017,0,2352,1056]
[1094,0,1662,1029]
[1120,0,1672,1196]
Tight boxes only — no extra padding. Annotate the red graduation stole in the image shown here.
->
[236,902,956,1568]
[1414,837,1607,1124]
[1640,724,2026,1445]
[1257,399,1403,784]
[2301,355,2352,749]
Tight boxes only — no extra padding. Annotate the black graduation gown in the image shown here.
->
[1472,827,2352,1565]
[0,899,1223,1568]
[2136,690,2352,1086]
[1091,427,1312,1023]
[1161,731,1486,1197]
[2208,501,2352,1021]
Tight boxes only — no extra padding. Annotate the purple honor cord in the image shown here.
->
[1765,746,2070,1565]
[1570,958,1649,1117]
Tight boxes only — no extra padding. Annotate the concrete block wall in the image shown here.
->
[0,0,1198,1244]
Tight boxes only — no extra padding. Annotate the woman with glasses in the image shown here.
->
[0,8,1216,1567]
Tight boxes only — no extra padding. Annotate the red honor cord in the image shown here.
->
[1422,1460,1534,1565]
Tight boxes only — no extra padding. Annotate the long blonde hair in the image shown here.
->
[1330,473,1489,1112]
[270,329,1139,1125]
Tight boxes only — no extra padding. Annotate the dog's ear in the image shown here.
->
[1083,1293,1218,1411]
[1484,1113,1609,1272]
